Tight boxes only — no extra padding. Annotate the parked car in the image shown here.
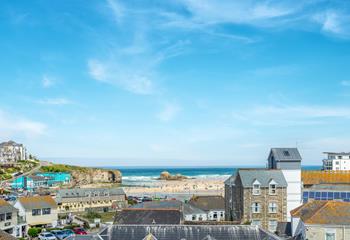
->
[51,230,66,240]
[73,227,87,235]
[142,196,152,202]
[38,232,57,240]
[62,229,75,238]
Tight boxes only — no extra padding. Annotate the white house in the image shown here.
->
[323,152,350,170]
[188,196,225,221]
[14,196,58,227]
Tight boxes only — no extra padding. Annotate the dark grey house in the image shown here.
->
[267,148,302,170]
[114,209,182,224]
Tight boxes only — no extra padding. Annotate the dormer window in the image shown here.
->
[283,150,290,156]
[252,179,261,195]
[269,179,277,195]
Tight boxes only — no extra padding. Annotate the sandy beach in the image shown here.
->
[123,178,225,199]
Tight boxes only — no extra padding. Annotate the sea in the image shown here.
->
[101,165,321,186]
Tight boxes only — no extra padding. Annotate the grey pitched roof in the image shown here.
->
[56,188,125,202]
[188,196,225,211]
[130,200,206,215]
[115,209,182,224]
[100,225,282,240]
[269,148,302,161]
[238,169,287,188]
[0,199,18,214]
[224,175,235,186]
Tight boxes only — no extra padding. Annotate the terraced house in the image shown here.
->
[55,188,127,214]
[225,169,288,232]
[14,196,58,227]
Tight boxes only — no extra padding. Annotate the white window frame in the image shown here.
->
[269,179,277,195]
[252,179,261,195]
[325,228,336,240]
[251,202,260,213]
[268,202,278,213]
[251,219,261,226]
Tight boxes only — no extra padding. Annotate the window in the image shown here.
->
[335,161,340,165]
[42,208,51,215]
[192,215,196,221]
[338,156,342,159]
[5,213,12,220]
[251,220,261,226]
[283,150,290,156]
[325,229,336,240]
[0,214,4,221]
[252,180,261,195]
[32,209,41,216]
[213,212,218,219]
[269,183,277,195]
[268,220,278,232]
[269,202,277,213]
[252,203,260,213]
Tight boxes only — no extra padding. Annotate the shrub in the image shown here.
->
[27,227,41,238]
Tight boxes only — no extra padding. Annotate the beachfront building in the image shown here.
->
[55,188,127,214]
[130,200,208,222]
[323,152,350,170]
[291,200,350,240]
[225,169,288,232]
[267,148,302,221]
[99,224,281,240]
[188,196,225,221]
[0,141,26,165]
[35,172,71,186]
[14,196,58,227]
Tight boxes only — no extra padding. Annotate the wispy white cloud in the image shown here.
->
[0,109,47,138]
[88,59,154,95]
[157,103,181,122]
[37,98,73,105]
[42,74,55,88]
[232,104,350,126]
[312,10,350,38]
[341,80,350,86]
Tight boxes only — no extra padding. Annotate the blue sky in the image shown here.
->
[1,0,350,166]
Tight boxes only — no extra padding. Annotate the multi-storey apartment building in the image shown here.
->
[225,169,287,232]
[323,152,350,170]
[0,141,27,164]
[55,188,127,214]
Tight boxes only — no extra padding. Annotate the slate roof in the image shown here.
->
[0,230,17,240]
[291,200,350,225]
[0,199,18,214]
[114,209,182,224]
[302,171,350,185]
[238,169,287,188]
[269,148,302,161]
[56,188,125,202]
[99,225,282,240]
[188,196,225,211]
[17,196,57,210]
[65,235,101,240]
[131,200,206,215]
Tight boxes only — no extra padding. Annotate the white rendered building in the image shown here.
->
[323,152,350,170]
[267,148,302,221]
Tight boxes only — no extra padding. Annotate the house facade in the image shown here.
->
[14,196,58,227]
[291,200,350,240]
[188,195,225,221]
[0,141,26,164]
[323,152,350,170]
[225,169,287,232]
[55,188,127,214]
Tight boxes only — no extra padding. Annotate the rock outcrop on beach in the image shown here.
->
[71,168,122,185]
[159,171,188,181]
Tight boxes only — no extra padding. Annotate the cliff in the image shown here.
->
[40,164,122,185]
